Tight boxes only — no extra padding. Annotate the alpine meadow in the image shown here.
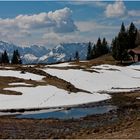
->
[0,1,139,139]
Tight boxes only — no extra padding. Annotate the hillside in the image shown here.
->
[71,53,116,68]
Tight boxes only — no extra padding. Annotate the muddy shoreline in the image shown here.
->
[0,91,139,139]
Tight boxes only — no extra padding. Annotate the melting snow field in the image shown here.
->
[47,62,77,67]
[0,69,44,81]
[0,86,110,109]
[44,64,140,93]
[0,63,140,110]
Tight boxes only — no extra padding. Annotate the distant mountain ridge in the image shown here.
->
[0,41,88,64]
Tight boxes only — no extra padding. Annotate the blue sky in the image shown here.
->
[0,1,139,47]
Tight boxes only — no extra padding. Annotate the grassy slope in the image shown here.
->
[72,53,116,68]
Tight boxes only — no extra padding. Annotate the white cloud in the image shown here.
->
[105,0,126,18]
[75,21,119,32]
[42,21,119,46]
[134,20,140,25]
[128,10,140,17]
[74,20,120,44]
[68,1,107,8]
[0,7,77,34]
[42,32,89,47]
[0,7,78,46]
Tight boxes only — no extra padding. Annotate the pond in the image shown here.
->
[17,105,116,120]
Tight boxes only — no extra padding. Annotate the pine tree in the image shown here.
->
[112,37,120,60]
[1,50,9,64]
[75,51,79,61]
[0,54,2,63]
[91,44,96,59]
[11,50,22,64]
[87,42,92,60]
[4,50,9,64]
[102,38,109,54]
[128,22,137,49]
[118,23,129,63]
[95,37,102,57]
[86,38,109,60]
[112,22,130,63]
[11,50,17,64]
[1,53,4,63]
[120,22,125,33]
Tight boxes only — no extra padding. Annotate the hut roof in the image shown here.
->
[128,46,140,54]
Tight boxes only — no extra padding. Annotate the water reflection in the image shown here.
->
[17,105,116,120]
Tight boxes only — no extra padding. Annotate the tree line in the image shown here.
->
[87,37,110,60]
[71,37,110,62]
[0,50,22,64]
[111,22,137,63]
[85,22,138,63]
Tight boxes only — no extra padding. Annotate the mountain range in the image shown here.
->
[0,41,88,64]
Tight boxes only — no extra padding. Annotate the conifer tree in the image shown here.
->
[1,50,9,64]
[102,38,109,54]
[87,42,92,60]
[91,44,96,59]
[118,23,129,62]
[86,38,109,60]
[4,50,9,64]
[11,50,22,64]
[95,37,102,57]
[75,51,79,61]
[1,53,4,63]
[112,37,119,60]
[0,54,2,63]
[128,22,137,49]
[112,22,131,63]
[11,50,16,64]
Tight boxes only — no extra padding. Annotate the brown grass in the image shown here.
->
[72,53,116,68]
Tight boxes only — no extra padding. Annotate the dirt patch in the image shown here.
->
[0,89,22,95]
[109,91,140,109]
[83,69,100,73]
[0,76,46,95]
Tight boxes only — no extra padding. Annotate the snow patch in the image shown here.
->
[43,64,140,93]
[0,86,110,109]
[9,82,32,86]
[47,62,77,67]
[0,69,44,81]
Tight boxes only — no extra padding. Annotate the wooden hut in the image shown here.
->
[128,46,140,62]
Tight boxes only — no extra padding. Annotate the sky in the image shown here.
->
[0,1,140,48]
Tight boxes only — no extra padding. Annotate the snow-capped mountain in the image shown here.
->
[0,41,88,64]
[38,43,88,64]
